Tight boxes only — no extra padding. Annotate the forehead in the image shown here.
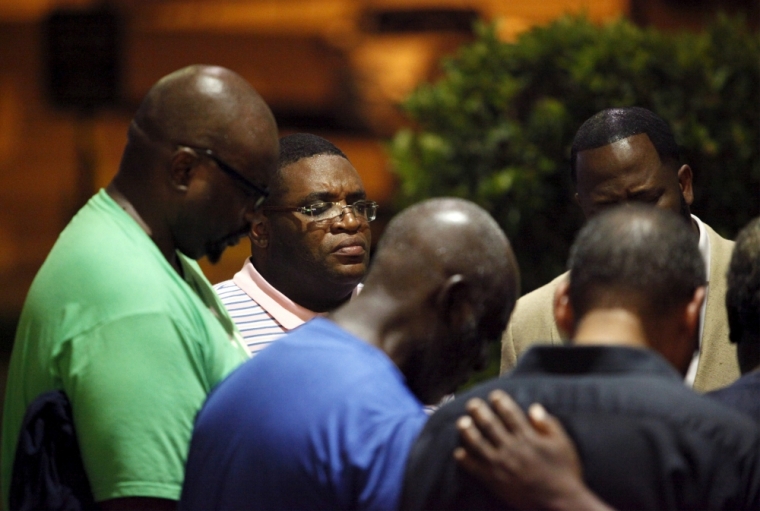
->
[575,133,670,195]
[276,154,365,200]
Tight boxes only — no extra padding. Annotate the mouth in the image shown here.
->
[332,237,367,258]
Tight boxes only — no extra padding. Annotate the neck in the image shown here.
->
[254,258,357,313]
[107,179,182,275]
[330,291,409,365]
[571,308,650,349]
[285,285,354,313]
[332,290,443,405]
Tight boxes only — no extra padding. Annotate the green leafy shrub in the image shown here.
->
[390,15,760,294]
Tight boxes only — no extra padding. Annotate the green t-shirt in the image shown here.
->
[1,189,248,505]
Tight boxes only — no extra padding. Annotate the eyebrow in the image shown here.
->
[300,190,367,204]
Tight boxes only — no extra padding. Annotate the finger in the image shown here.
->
[457,415,494,460]
[527,404,584,477]
[464,397,487,415]
[466,397,512,446]
[488,389,530,435]
[527,403,551,435]
[528,403,565,439]
[454,446,495,483]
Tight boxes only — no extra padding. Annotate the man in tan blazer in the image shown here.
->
[501,107,739,392]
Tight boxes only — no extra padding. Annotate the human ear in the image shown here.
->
[665,286,705,376]
[436,274,474,329]
[677,164,694,206]
[169,148,199,192]
[437,274,489,376]
[249,211,269,248]
[573,192,595,220]
[682,285,706,340]
[553,279,575,340]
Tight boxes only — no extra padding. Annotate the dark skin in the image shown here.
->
[574,133,698,238]
[99,65,278,511]
[330,199,519,406]
[738,342,760,375]
[108,65,278,274]
[250,154,370,312]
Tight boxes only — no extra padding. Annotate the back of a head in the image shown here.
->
[568,204,705,321]
[726,217,760,372]
[570,107,680,183]
[363,198,519,404]
[366,197,519,323]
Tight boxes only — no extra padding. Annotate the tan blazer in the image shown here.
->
[500,222,739,392]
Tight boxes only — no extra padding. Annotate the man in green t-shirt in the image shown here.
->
[2,65,279,510]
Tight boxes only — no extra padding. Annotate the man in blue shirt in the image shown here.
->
[180,197,520,510]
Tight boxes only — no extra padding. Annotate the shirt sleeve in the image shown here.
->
[336,383,428,511]
[353,414,427,511]
[58,312,230,502]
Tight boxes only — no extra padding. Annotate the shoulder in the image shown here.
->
[701,221,735,259]
[514,273,568,314]
[213,278,237,292]
[213,279,250,305]
[244,320,415,402]
[510,273,567,332]
[500,273,568,372]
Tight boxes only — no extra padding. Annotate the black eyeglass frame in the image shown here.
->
[179,145,270,209]
[262,200,379,223]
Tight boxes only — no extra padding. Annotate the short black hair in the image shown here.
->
[278,133,348,170]
[570,107,681,184]
[567,204,705,319]
[726,217,760,345]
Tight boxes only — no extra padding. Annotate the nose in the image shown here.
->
[332,205,362,231]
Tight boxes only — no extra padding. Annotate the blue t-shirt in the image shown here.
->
[180,318,428,511]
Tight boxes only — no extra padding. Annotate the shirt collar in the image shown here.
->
[513,345,683,382]
[232,258,363,330]
[684,214,711,384]
[232,258,320,330]
[691,214,711,283]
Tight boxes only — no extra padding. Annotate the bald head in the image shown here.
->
[110,65,279,267]
[357,198,519,404]
[367,198,519,311]
[134,65,274,148]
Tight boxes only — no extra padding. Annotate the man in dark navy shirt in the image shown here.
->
[707,216,760,423]
[401,205,760,511]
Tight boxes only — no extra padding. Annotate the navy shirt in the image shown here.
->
[401,346,760,511]
[707,370,760,424]
[180,318,428,511]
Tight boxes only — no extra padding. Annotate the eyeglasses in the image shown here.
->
[180,145,270,209]
[263,200,378,223]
